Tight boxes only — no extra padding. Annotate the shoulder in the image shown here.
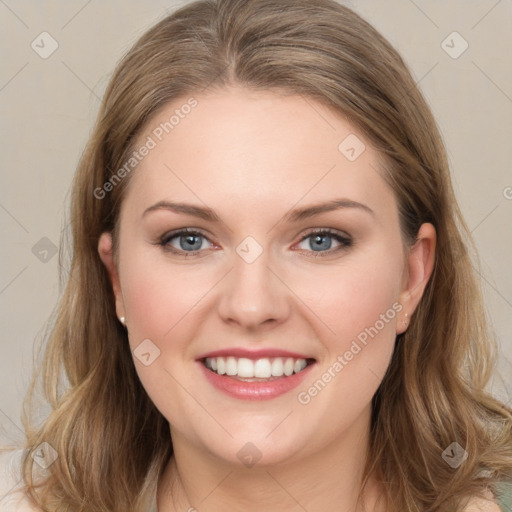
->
[0,449,41,512]
[463,492,503,511]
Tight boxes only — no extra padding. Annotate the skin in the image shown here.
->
[98,85,436,511]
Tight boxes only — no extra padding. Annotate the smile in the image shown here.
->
[203,356,312,380]
[198,351,316,400]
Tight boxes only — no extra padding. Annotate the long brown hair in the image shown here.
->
[13,0,512,510]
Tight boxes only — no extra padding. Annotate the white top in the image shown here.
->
[0,449,38,511]
[0,449,159,512]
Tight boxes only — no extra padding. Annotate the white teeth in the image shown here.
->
[237,358,254,378]
[283,358,294,376]
[204,356,310,378]
[294,359,307,373]
[254,358,272,378]
[217,357,226,375]
[271,358,284,377]
[226,356,237,376]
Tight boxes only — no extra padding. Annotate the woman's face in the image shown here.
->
[99,86,434,467]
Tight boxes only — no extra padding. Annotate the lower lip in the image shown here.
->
[198,361,315,400]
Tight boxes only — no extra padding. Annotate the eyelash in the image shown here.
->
[157,228,352,258]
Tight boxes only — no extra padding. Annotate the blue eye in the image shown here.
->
[296,229,352,257]
[157,228,352,257]
[159,229,212,255]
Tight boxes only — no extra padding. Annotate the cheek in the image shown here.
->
[120,251,216,344]
[293,247,403,415]
[120,235,404,353]
[118,253,215,422]
[297,248,403,411]
[293,247,404,348]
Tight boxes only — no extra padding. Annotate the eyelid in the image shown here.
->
[293,228,353,257]
[298,227,351,240]
[157,227,353,258]
[160,227,212,244]
[158,228,216,256]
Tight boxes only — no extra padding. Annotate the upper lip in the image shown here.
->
[196,348,315,361]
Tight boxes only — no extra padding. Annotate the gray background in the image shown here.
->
[1,0,511,445]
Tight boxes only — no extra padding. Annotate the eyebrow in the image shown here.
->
[142,198,375,222]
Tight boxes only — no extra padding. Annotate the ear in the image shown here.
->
[98,232,126,322]
[396,222,436,334]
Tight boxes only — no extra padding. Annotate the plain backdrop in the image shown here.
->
[0,0,511,445]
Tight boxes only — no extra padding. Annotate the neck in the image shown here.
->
[157,405,385,512]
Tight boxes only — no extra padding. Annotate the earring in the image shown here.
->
[403,313,409,326]
[119,316,126,326]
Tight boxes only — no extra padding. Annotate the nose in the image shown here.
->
[216,247,291,331]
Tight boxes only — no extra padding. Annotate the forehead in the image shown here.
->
[121,86,396,225]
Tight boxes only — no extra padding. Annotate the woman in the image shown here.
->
[1,0,511,510]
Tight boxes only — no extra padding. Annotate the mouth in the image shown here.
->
[201,356,316,382]
[197,351,317,400]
